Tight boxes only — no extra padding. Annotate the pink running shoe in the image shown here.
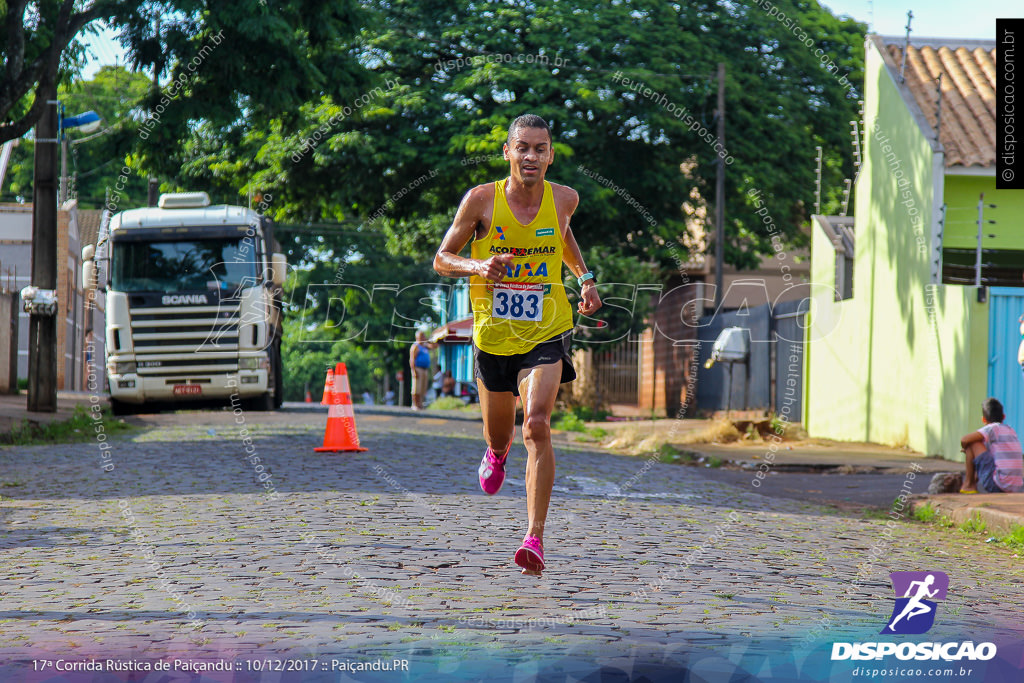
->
[514,535,545,573]
[478,443,510,495]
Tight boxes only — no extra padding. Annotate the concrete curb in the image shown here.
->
[910,493,1024,536]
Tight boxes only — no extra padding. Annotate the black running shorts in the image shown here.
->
[473,331,576,396]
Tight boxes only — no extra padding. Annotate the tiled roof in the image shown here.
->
[881,37,996,168]
[76,208,104,247]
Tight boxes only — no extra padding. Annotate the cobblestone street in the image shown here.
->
[1,410,1022,681]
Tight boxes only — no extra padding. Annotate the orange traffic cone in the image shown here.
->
[304,383,312,403]
[315,362,368,453]
[320,369,335,405]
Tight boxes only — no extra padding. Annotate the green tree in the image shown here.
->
[140,1,866,398]
[170,0,864,272]
[3,65,151,207]
[277,226,441,401]
[1,0,365,146]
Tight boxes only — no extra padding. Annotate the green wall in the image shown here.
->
[943,176,1024,250]
[805,40,989,459]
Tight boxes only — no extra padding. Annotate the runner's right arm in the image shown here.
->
[434,186,512,281]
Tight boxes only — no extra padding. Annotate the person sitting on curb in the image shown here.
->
[960,397,1024,494]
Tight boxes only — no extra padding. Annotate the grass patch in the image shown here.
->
[958,512,987,535]
[996,525,1024,553]
[427,397,479,412]
[654,443,698,465]
[557,405,611,422]
[553,412,586,433]
[656,443,680,463]
[706,456,725,468]
[0,404,135,446]
[912,502,937,523]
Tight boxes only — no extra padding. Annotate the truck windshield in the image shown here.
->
[111,237,259,293]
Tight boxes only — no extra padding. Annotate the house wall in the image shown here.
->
[0,204,34,380]
[0,202,93,390]
[805,225,867,434]
[943,175,1024,250]
[638,281,700,416]
[717,251,811,308]
[438,282,475,385]
[805,38,988,458]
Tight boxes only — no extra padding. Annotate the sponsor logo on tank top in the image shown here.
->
[504,262,549,277]
[488,245,556,256]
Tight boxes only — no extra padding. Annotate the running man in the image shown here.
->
[887,574,939,632]
[433,114,601,575]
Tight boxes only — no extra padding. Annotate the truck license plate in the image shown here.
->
[173,384,202,396]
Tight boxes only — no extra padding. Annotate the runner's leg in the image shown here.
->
[477,379,516,456]
[516,361,562,543]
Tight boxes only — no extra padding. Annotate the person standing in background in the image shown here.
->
[410,331,434,410]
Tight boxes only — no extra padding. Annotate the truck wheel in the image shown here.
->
[272,344,284,409]
[242,346,281,412]
[243,392,275,412]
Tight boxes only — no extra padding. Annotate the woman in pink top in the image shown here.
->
[960,398,1024,493]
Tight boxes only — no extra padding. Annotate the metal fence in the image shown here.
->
[591,335,640,405]
[695,299,807,418]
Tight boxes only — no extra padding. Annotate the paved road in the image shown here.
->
[0,409,1020,681]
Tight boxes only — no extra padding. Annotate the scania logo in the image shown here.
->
[161,294,209,305]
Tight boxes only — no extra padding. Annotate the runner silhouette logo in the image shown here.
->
[882,571,949,635]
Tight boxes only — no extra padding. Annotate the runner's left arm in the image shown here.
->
[557,188,602,316]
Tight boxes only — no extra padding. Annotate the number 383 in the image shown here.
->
[494,291,540,320]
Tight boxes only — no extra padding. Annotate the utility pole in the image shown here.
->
[28,94,59,413]
[59,123,69,204]
[714,62,726,309]
[148,15,162,209]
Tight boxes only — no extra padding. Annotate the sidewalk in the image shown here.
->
[0,390,95,434]
[592,417,956,473]
[908,493,1024,535]
[695,441,955,473]
[592,415,1024,534]
[701,438,1024,532]
[685,434,1024,535]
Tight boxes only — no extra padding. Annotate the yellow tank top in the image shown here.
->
[469,179,574,355]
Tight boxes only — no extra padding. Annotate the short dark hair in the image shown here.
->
[983,397,1005,423]
[506,114,551,145]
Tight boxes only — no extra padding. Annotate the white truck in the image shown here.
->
[82,192,287,414]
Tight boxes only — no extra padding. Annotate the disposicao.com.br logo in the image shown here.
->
[831,571,997,662]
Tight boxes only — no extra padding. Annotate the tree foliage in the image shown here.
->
[3,65,151,207]
[277,227,440,401]
[169,0,865,272]
[0,0,365,146]
[154,0,866,398]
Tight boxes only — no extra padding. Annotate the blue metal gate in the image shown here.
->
[988,287,1024,433]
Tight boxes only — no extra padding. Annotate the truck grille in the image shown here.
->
[128,304,240,375]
